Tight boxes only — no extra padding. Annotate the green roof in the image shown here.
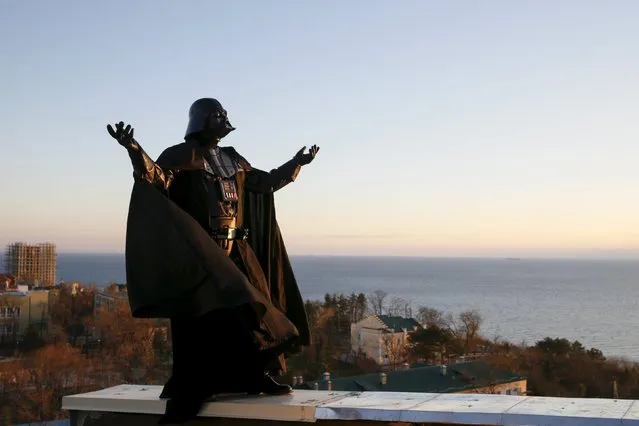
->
[377,315,422,332]
[302,361,525,394]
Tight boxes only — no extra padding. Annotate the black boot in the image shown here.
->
[159,376,176,399]
[248,373,293,396]
[158,396,206,425]
[158,379,219,424]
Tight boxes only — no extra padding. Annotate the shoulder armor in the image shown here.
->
[157,142,202,170]
[221,146,252,170]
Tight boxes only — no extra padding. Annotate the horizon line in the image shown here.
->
[45,252,639,261]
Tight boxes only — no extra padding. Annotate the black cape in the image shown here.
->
[123,145,310,353]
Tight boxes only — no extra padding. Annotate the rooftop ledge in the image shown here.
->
[62,384,639,426]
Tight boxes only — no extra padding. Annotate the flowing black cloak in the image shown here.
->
[123,142,310,357]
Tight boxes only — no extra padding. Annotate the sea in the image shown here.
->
[46,254,639,361]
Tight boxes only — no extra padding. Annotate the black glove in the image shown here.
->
[294,145,320,166]
[107,121,139,151]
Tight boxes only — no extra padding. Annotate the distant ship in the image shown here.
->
[505,257,521,261]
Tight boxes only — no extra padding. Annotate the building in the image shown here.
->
[94,284,129,312]
[351,314,422,365]
[3,242,57,287]
[0,289,50,340]
[301,360,527,396]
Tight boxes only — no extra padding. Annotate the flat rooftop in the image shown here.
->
[62,384,639,425]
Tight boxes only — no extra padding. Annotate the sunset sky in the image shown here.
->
[1,0,637,257]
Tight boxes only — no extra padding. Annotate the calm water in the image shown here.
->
[47,254,639,360]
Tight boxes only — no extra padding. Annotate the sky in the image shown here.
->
[0,0,638,258]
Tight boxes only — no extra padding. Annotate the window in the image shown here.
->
[0,307,20,318]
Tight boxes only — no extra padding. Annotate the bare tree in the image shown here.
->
[458,310,483,353]
[386,297,413,318]
[381,331,410,370]
[417,306,459,334]
[368,290,388,316]
[417,306,446,327]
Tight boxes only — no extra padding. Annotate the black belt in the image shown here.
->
[211,227,249,240]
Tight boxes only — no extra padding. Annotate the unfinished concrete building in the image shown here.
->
[3,242,57,287]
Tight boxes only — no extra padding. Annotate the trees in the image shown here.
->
[302,299,339,367]
[368,290,387,316]
[381,331,410,370]
[458,310,483,353]
[0,288,176,424]
[323,293,367,334]
[9,343,88,423]
[92,303,169,384]
[289,293,373,379]
[312,293,368,362]
[366,291,416,318]
[386,297,413,318]
[49,283,96,346]
[417,306,448,328]
[410,306,484,361]
[409,325,455,364]
[482,335,635,399]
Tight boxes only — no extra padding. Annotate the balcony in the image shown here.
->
[62,384,639,425]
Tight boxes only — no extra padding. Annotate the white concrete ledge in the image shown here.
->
[62,385,353,423]
[62,384,639,425]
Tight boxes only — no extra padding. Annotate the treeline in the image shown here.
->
[485,337,639,398]
[291,290,639,400]
[0,284,172,425]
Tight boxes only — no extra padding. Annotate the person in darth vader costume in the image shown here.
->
[107,98,319,424]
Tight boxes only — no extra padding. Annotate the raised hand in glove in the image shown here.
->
[294,145,320,166]
[107,121,140,151]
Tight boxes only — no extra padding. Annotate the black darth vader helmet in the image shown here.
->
[184,98,236,140]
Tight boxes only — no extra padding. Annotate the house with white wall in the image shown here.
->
[351,314,422,365]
